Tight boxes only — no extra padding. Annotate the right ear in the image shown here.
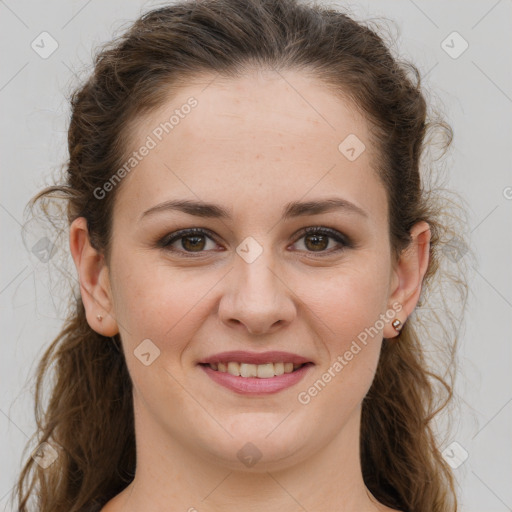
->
[69,217,119,336]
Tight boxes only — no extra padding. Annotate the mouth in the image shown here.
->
[199,361,312,379]
[197,350,314,394]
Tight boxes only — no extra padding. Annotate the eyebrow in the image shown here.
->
[140,197,368,221]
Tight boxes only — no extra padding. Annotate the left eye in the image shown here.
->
[158,227,350,256]
[293,227,349,253]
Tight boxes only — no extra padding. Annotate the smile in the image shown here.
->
[199,363,314,395]
[205,361,306,378]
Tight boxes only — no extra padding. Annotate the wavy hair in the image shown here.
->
[13,0,470,510]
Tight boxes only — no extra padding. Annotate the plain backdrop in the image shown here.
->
[1,1,511,511]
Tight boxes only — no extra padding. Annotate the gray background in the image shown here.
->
[1,1,511,511]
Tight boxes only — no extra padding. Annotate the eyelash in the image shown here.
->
[156,226,353,258]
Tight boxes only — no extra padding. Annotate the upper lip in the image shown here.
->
[199,351,313,365]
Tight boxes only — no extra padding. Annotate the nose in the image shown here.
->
[218,251,296,336]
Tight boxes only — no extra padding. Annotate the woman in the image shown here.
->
[15,0,468,511]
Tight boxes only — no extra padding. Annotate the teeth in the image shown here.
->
[257,363,274,378]
[208,361,304,378]
[240,363,258,378]
[274,362,284,376]
[227,361,240,376]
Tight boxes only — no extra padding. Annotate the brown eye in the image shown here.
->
[158,228,218,255]
[292,227,351,254]
[303,232,330,251]
[181,234,207,252]
[157,226,352,258]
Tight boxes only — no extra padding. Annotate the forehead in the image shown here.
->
[114,68,387,226]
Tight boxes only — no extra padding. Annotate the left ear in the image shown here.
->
[384,220,431,339]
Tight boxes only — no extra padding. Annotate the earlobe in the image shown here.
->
[384,221,431,339]
[69,217,119,337]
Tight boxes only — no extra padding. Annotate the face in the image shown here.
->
[102,68,402,471]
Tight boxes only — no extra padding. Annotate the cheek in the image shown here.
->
[110,261,212,404]
[111,257,218,351]
[293,259,390,406]
[301,260,390,347]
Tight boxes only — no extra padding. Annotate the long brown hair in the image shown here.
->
[13,1,470,510]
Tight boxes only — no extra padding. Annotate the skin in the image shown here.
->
[70,68,430,512]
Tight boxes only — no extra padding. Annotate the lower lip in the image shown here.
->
[199,364,313,394]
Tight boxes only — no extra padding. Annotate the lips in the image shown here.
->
[199,361,313,394]
[198,351,314,392]
[199,350,312,366]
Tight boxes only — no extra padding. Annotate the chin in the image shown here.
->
[193,418,313,472]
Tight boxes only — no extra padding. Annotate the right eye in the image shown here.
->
[158,228,221,256]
